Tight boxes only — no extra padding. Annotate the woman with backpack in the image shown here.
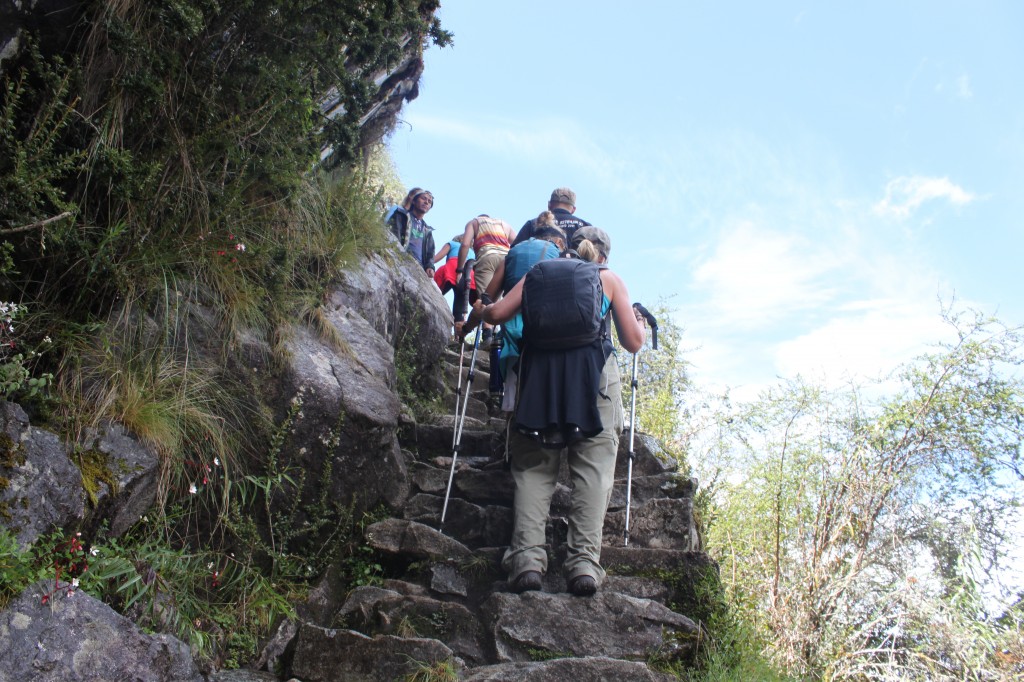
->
[467,227,646,597]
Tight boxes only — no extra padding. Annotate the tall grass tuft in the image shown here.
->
[56,295,256,511]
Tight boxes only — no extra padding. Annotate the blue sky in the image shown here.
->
[388,1,1024,398]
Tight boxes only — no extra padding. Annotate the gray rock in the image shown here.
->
[381,579,430,597]
[416,421,498,461]
[253,618,299,675]
[279,318,409,516]
[483,590,699,663]
[289,625,460,682]
[79,420,160,536]
[429,562,468,597]
[615,433,678,478]
[604,497,698,550]
[408,458,513,502]
[209,669,281,681]
[601,546,719,617]
[602,575,672,603]
[1,401,85,547]
[331,252,451,397]
[462,656,676,681]
[454,467,515,506]
[403,494,512,548]
[609,472,696,509]
[337,585,403,625]
[339,591,488,664]
[364,518,471,561]
[410,460,449,494]
[0,581,203,682]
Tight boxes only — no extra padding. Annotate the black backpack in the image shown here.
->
[521,257,607,350]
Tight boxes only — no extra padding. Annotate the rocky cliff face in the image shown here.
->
[0,243,717,680]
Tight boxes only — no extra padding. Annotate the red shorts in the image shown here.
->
[434,258,476,292]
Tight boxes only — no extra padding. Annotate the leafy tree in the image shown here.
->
[696,307,1024,680]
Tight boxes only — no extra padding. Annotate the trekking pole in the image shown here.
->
[440,296,487,531]
[624,303,658,547]
[449,259,475,448]
[451,344,465,449]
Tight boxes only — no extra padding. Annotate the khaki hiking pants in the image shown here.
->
[502,354,623,584]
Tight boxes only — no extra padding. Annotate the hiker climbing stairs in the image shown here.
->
[280,343,719,681]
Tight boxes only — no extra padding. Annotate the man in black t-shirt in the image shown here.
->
[511,187,591,247]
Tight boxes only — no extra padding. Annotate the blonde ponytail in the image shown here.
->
[574,238,601,263]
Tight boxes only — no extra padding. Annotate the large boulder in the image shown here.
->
[278,314,409,518]
[331,251,451,397]
[0,581,203,682]
[482,590,700,663]
[0,401,85,547]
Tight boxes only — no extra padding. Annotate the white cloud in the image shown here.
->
[690,220,840,328]
[956,73,973,99]
[405,113,604,168]
[773,300,954,385]
[873,175,976,219]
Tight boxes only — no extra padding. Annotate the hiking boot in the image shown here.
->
[511,570,543,593]
[567,574,597,597]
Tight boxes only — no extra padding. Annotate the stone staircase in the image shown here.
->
[280,345,718,681]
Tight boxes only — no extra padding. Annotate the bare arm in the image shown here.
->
[432,242,450,264]
[601,270,646,353]
[456,219,476,273]
[481,278,524,325]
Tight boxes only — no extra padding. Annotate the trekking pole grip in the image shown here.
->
[632,303,658,350]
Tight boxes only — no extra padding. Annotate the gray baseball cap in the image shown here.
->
[571,226,611,259]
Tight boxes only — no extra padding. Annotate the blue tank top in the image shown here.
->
[447,238,474,262]
[503,239,560,293]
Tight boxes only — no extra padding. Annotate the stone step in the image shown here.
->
[290,625,458,682]
[413,421,501,461]
[462,657,676,681]
[403,493,513,548]
[481,590,700,664]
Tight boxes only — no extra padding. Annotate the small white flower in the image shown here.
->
[72,578,80,588]
[213,457,220,466]
[189,483,198,495]
[207,562,214,570]
[235,243,246,252]
[90,547,99,556]
[43,336,52,343]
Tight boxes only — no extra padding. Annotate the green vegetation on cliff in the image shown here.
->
[0,0,450,665]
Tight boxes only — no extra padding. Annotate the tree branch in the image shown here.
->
[1,211,73,235]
